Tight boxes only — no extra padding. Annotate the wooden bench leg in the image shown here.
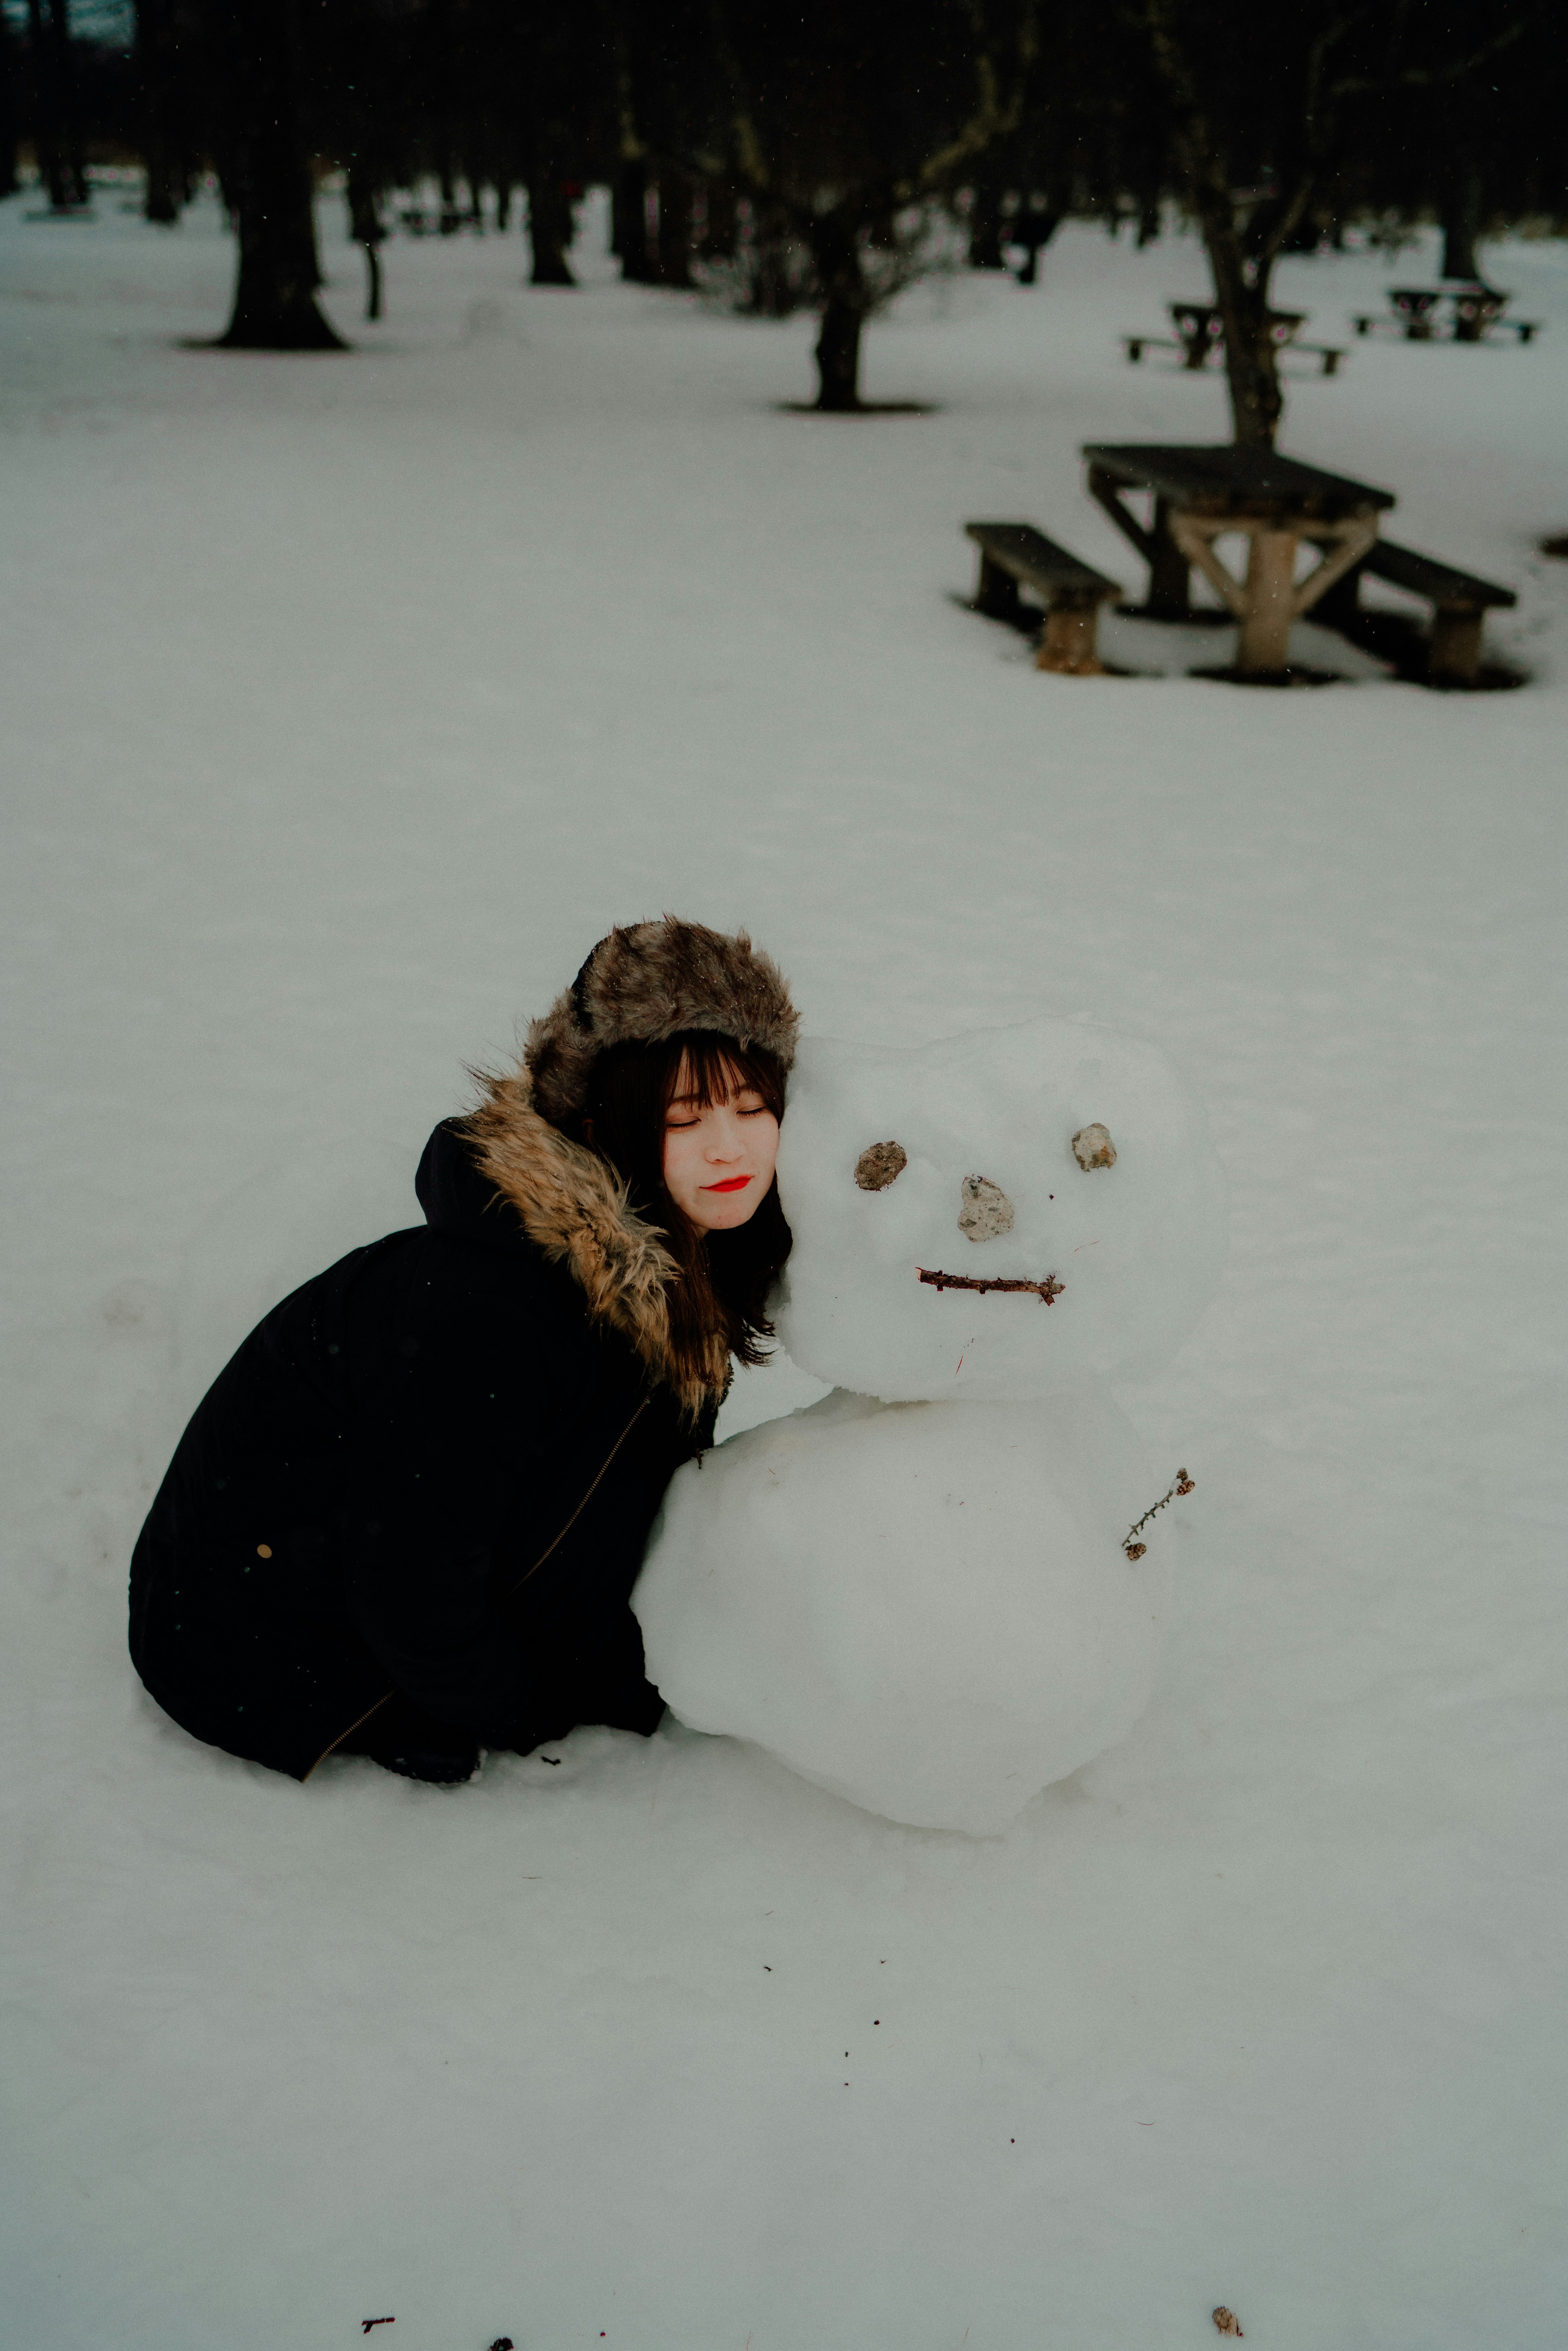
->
[1147,498,1191,620]
[1037,598,1106,676]
[1428,607,1483,685]
[1236,531,1298,674]
[1312,560,1364,633]
[976,552,1022,621]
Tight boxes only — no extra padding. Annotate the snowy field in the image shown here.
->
[4,185,1567,2350]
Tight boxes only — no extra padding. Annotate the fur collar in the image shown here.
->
[461,1070,731,1419]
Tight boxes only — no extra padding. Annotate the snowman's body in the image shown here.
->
[633,1018,1224,1835]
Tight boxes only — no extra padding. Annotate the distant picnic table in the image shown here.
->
[1123,301,1346,377]
[1083,443,1395,675]
[1353,285,1542,344]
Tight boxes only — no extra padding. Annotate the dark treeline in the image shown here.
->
[2,0,1564,430]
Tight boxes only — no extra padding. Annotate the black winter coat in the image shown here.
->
[129,1108,721,1781]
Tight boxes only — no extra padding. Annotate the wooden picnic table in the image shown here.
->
[1354,285,1542,344]
[1167,301,1307,366]
[1126,307,1345,377]
[1389,287,1444,338]
[1082,442,1396,675]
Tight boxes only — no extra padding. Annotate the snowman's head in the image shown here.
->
[772,1018,1225,1401]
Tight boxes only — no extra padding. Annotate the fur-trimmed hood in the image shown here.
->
[461,1070,732,1418]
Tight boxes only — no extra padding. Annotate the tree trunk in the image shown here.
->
[1013,204,1063,284]
[133,0,182,223]
[0,9,20,198]
[27,0,85,211]
[215,0,343,350]
[1439,165,1482,281]
[810,212,867,410]
[746,205,798,317]
[347,162,384,320]
[654,172,694,287]
[968,174,1007,269]
[612,159,655,281]
[814,300,864,409]
[141,141,182,227]
[699,178,737,260]
[1218,285,1282,447]
[526,177,576,284]
[1192,198,1283,447]
[48,0,87,203]
[436,156,459,234]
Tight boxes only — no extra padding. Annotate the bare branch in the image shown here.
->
[917,0,1039,191]
[1330,13,1532,99]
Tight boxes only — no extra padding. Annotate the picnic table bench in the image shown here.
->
[964,522,1122,675]
[1312,539,1517,684]
[1083,443,1394,675]
[1124,301,1346,378]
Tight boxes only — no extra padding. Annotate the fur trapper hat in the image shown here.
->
[525,917,798,1133]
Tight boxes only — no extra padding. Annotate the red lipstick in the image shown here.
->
[703,1176,752,1193]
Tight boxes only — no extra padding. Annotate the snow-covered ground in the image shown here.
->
[4,186,1566,2351]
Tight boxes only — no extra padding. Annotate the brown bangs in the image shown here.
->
[662,1031,788,1122]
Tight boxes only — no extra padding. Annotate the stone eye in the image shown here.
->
[855,1141,907,1192]
[1071,1123,1117,1170]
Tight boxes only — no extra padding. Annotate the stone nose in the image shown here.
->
[958,1175,1015,1242]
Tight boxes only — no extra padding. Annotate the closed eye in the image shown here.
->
[666,1098,771,1130]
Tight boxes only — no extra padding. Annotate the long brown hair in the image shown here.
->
[581,1028,792,1382]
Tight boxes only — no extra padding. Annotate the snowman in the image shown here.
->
[633,1017,1226,1834]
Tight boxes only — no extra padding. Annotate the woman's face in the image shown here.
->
[662,1061,781,1232]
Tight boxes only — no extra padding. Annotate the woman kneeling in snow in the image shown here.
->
[129,919,796,1785]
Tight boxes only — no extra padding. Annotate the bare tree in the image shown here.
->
[1138,0,1537,446]
[624,0,1036,410]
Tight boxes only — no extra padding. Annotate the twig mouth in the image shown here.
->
[917,1267,1065,1304]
